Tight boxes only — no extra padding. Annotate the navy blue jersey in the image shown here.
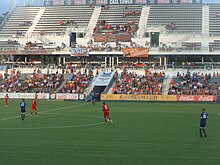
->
[200,112,208,124]
[20,101,27,112]
[91,93,95,100]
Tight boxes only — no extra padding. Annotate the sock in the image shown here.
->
[199,129,202,138]
[22,114,25,120]
[203,129,207,137]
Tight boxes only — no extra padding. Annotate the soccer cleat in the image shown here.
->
[110,120,113,123]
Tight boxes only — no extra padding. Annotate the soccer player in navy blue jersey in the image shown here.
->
[199,108,208,138]
[20,99,27,120]
[91,91,96,105]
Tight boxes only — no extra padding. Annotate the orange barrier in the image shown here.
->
[101,94,176,101]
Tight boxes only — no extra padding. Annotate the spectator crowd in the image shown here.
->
[168,71,220,95]
[58,70,94,94]
[0,69,64,93]
[112,69,165,94]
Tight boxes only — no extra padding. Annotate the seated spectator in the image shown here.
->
[58,70,94,94]
[112,70,165,95]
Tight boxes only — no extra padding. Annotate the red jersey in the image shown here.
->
[32,100,37,107]
[102,104,109,111]
[5,95,9,101]
[35,94,38,99]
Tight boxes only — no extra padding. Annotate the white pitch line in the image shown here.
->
[0,122,104,130]
[0,102,90,122]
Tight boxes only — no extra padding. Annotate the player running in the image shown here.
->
[102,102,113,124]
[31,99,38,116]
[5,94,9,107]
[20,99,27,120]
[199,108,208,138]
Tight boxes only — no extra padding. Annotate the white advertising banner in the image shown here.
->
[56,93,79,100]
[0,93,50,99]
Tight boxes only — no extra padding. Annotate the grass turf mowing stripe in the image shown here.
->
[0,102,90,122]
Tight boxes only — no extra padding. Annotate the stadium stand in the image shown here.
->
[94,5,142,36]
[34,6,94,34]
[58,70,94,94]
[0,69,64,93]
[0,40,20,50]
[0,7,40,36]
[168,71,220,95]
[209,40,220,51]
[209,5,220,35]
[112,69,165,94]
[147,4,203,33]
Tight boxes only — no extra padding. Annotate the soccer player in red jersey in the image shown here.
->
[102,102,113,124]
[31,99,38,116]
[5,94,9,107]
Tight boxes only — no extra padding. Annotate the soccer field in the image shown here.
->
[0,100,220,165]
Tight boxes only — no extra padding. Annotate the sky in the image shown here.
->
[0,0,220,15]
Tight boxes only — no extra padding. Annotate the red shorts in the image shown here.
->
[32,106,36,111]
[5,100,8,105]
[104,111,109,117]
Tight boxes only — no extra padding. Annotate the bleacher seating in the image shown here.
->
[34,6,94,34]
[168,72,220,95]
[0,70,64,93]
[94,5,142,36]
[209,5,220,35]
[181,42,201,51]
[209,40,220,51]
[0,7,40,36]
[58,71,94,94]
[112,70,165,94]
[0,40,20,50]
[147,4,202,33]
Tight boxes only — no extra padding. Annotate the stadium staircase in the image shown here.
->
[161,74,172,95]
[107,72,121,94]
[26,7,46,37]
[202,5,209,36]
[55,73,74,93]
[84,6,101,40]
[136,5,150,38]
[0,7,40,36]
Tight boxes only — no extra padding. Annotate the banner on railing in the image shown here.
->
[70,48,88,56]
[96,0,108,4]
[78,94,85,100]
[0,93,50,99]
[56,93,79,100]
[93,71,115,86]
[94,34,132,42]
[122,47,148,58]
[101,94,177,101]
[177,95,215,102]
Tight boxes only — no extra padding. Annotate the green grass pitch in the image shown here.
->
[0,100,220,165]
